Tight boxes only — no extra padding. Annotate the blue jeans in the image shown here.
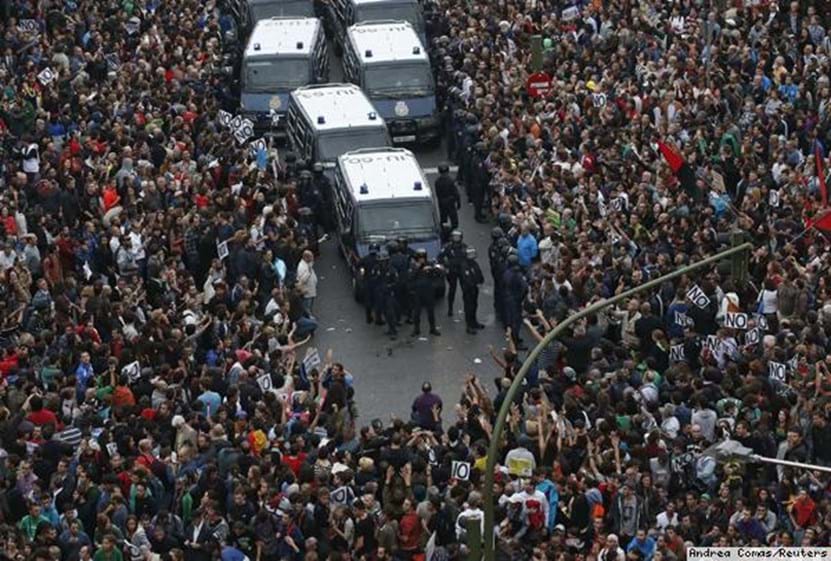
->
[295,316,317,338]
[303,297,315,315]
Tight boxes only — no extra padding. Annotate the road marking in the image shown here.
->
[422,165,459,175]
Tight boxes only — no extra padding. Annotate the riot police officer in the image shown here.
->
[469,141,489,223]
[435,163,460,230]
[378,251,399,339]
[358,243,383,324]
[410,249,441,337]
[460,247,485,334]
[489,228,506,322]
[312,162,334,232]
[297,207,318,254]
[438,230,467,317]
[389,240,411,323]
[502,253,527,348]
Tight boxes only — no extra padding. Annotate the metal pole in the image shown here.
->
[481,243,753,561]
[750,455,831,475]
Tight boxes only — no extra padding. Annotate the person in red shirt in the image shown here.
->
[282,440,308,477]
[790,489,818,529]
[26,394,64,430]
[397,498,423,556]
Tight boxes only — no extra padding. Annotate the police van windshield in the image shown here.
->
[358,201,436,239]
[318,130,389,161]
[250,0,314,20]
[365,63,433,97]
[244,58,310,91]
[356,4,422,31]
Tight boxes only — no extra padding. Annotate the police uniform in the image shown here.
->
[502,255,527,342]
[438,231,467,316]
[459,249,485,334]
[489,229,507,324]
[358,245,383,324]
[312,163,334,232]
[379,255,399,338]
[435,165,461,230]
[410,253,441,337]
[389,239,412,322]
[470,142,489,222]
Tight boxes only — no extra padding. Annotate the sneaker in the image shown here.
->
[429,329,441,336]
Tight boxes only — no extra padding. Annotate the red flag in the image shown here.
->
[658,141,685,173]
[814,210,831,232]
[817,145,828,208]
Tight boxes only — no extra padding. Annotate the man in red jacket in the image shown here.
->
[26,394,63,430]
[397,498,423,559]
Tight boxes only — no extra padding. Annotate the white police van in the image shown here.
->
[334,147,442,291]
[343,20,439,144]
[326,0,426,52]
[246,0,314,24]
[286,83,391,174]
[240,17,328,136]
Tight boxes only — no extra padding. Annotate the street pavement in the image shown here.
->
[304,48,509,423]
[311,145,509,423]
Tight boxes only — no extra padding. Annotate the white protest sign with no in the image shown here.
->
[18,20,39,34]
[256,373,273,392]
[669,344,685,362]
[451,461,471,481]
[218,110,233,128]
[37,67,56,86]
[303,347,321,373]
[686,285,710,309]
[249,138,267,159]
[744,327,762,347]
[768,362,787,382]
[121,361,141,384]
[217,239,229,260]
[724,312,748,330]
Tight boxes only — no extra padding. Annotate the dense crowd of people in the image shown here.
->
[1,0,831,561]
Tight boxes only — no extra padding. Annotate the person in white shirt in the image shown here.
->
[655,502,679,530]
[0,243,16,271]
[599,534,626,561]
[511,480,549,533]
[296,250,318,315]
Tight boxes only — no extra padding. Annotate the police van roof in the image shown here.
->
[348,21,427,64]
[352,0,415,5]
[339,148,432,203]
[291,84,384,131]
[245,17,319,58]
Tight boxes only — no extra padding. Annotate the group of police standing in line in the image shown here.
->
[291,151,528,346]
[353,165,488,339]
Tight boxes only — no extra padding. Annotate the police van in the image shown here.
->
[326,0,426,52]
[334,147,442,294]
[223,0,316,40]
[240,17,328,135]
[246,0,315,25]
[286,83,391,174]
[343,20,439,144]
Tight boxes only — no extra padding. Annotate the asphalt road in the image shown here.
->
[301,48,508,423]
[310,149,508,423]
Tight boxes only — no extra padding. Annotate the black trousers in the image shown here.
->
[446,272,460,312]
[439,203,459,230]
[413,295,436,332]
[463,287,479,327]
